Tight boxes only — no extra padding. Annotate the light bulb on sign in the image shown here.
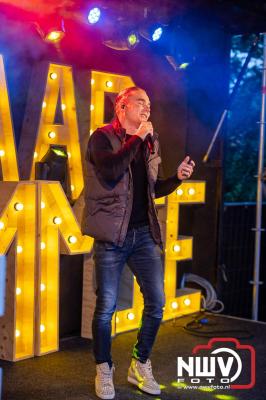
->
[40,283,46,292]
[173,244,181,253]
[188,188,195,196]
[171,301,178,309]
[16,287,22,295]
[127,312,135,321]
[53,216,62,225]
[48,131,56,139]
[68,235,77,244]
[50,72,57,80]
[14,202,24,211]
[184,298,191,306]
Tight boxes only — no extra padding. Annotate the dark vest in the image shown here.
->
[81,124,162,246]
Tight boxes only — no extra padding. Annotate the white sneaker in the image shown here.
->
[127,358,161,395]
[95,362,115,399]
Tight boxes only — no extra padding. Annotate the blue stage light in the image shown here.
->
[152,27,163,41]
[87,7,101,24]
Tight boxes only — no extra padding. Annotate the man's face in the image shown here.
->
[123,89,151,127]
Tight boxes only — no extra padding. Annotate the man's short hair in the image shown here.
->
[115,86,142,114]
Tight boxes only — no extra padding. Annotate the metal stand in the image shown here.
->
[251,33,266,321]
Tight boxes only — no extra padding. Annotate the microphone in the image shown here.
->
[145,133,155,155]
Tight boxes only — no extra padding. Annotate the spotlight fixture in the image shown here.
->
[103,30,140,51]
[35,17,65,44]
[139,24,164,43]
[87,7,101,24]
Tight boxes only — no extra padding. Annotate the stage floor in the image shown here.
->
[0,313,265,400]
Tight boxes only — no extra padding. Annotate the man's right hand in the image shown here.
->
[135,121,153,141]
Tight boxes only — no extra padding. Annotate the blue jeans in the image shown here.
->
[92,225,165,367]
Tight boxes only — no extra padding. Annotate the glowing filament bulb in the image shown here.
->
[68,235,77,244]
[61,103,66,111]
[184,298,191,306]
[127,312,135,321]
[176,188,183,196]
[50,72,57,80]
[188,188,195,195]
[90,104,95,111]
[0,221,4,230]
[173,244,181,253]
[40,283,46,292]
[106,80,113,88]
[48,131,56,139]
[40,242,46,250]
[53,216,62,225]
[16,287,22,295]
[171,301,178,309]
[15,329,21,338]
[14,202,24,211]
[17,246,23,254]
[40,324,45,333]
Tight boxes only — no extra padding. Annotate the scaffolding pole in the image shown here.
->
[252,33,266,321]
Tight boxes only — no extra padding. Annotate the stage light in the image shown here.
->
[184,298,191,306]
[40,283,46,292]
[171,301,178,309]
[188,188,195,195]
[0,150,5,157]
[173,244,181,252]
[17,246,23,254]
[152,27,163,41]
[176,188,183,196]
[35,18,65,44]
[87,7,101,24]
[0,221,4,230]
[68,235,77,244]
[53,216,62,225]
[50,72,57,80]
[127,32,139,49]
[106,80,113,88]
[48,131,56,139]
[14,202,24,211]
[127,312,135,320]
[16,288,22,296]
[40,242,46,250]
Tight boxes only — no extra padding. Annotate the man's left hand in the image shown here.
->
[177,156,195,180]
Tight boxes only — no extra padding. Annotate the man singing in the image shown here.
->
[82,86,195,399]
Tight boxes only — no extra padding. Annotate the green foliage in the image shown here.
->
[224,34,264,202]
